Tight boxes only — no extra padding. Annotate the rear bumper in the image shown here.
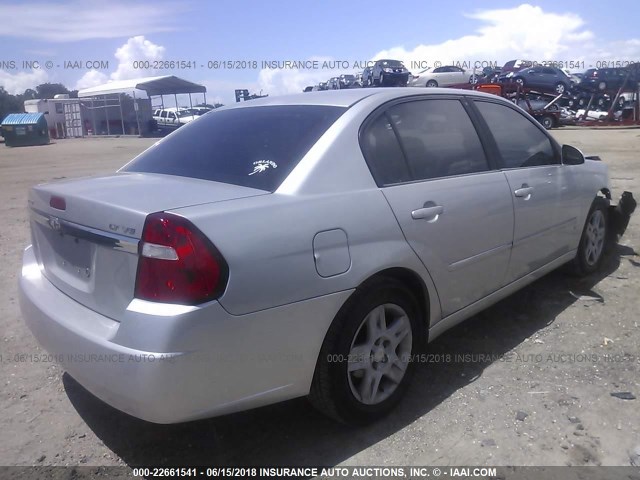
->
[19,245,352,423]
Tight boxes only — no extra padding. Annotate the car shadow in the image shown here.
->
[63,247,629,467]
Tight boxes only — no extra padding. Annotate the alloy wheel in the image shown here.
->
[347,303,412,405]
[583,209,606,266]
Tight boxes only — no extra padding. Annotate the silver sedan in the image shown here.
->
[19,88,632,425]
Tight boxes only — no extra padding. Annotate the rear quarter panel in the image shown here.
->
[171,190,439,320]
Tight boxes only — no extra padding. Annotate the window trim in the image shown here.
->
[466,98,562,170]
[358,94,497,187]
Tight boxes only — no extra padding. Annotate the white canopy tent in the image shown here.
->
[77,76,207,136]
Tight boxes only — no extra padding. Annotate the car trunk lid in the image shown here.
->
[28,172,267,321]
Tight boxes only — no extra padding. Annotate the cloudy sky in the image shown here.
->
[1,0,640,104]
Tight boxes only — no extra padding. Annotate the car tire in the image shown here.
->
[379,73,385,87]
[596,95,610,110]
[555,82,567,94]
[598,81,607,91]
[308,277,423,424]
[540,115,555,129]
[515,77,525,87]
[426,80,438,88]
[571,198,610,276]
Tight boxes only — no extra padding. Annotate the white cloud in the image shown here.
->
[0,69,48,94]
[110,36,165,81]
[254,4,640,96]
[0,1,184,42]
[373,4,595,69]
[74,70,108,90]
[73,36,165,90]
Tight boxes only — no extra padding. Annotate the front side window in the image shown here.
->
[475,101,556,168]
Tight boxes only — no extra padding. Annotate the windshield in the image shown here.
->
[122,105,346,192]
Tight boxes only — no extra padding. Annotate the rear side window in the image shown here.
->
[474,101,557,168]
[388,99,489,180]
[122,105,345,192]
[360,114,411,186]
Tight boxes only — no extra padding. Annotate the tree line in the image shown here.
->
[0,83,79,122]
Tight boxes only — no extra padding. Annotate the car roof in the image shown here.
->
[223,87,511,109]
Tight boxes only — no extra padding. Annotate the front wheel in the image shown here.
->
[309,278,422,424]
[555,82,567,94]
[426,80,438,88]
[572,198,610,275]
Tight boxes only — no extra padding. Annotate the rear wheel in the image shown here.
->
[572,198,610,275]
[309,278,422,424]
[540,115,555,129]
[555,82,567,94]
[426,80,438,88]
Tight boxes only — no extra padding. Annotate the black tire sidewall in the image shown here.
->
[575,198,609,275]
[325,281,422,423]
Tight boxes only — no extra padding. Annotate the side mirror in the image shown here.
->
[562,144,585,165]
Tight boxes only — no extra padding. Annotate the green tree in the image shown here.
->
[0,86,24,123]
[35,82,70,99]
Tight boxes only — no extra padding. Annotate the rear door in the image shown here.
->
[472,100,575,283]
[361,97,514,318]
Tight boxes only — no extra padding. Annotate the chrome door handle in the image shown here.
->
[514,186,533,198]
[411,205,444,221]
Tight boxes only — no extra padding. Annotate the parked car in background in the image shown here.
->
[327,77,341,90]
[188,107,212,116]
[20,88,633,426]
[475,67,502,84]
[152,108,198,130]
[500,59,534,77]
[303,86,314,93]
[578,67,639,92]
[370,59,410,86]
[501,66,574,94]
[409,65,473,87]
[361,67,374,87]
[339,74,358,89]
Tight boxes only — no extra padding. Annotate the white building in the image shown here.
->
[24,95,83,138]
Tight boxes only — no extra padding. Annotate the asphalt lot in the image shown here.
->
[0,130,638,468]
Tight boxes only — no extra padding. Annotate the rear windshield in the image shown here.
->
[122,105,346,192]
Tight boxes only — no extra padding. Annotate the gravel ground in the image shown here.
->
[0,130,638,469]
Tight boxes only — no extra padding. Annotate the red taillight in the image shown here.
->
[134,212,228,305]
[50,195,66,210]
